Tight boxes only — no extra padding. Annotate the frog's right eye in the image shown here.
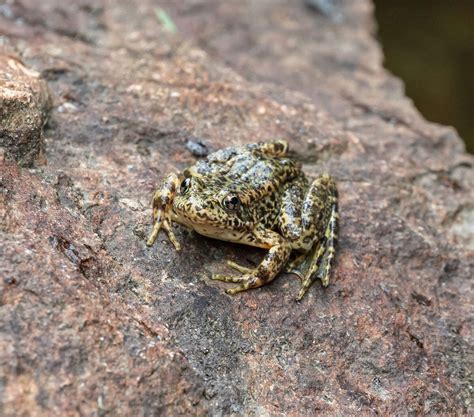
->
[180,178,191,194]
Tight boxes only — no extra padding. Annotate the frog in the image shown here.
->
[147,140,338,300]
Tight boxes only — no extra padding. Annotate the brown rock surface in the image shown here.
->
[0,0,472,415]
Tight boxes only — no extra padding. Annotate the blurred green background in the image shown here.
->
[374,1,473,153]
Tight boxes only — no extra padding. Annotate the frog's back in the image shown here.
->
[187,144,303,229]
[190,144,300,193]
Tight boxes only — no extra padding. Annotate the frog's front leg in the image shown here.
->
[146,173,182,251]
[212,229,291,294]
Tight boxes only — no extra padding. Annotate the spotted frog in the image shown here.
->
[147,141,338,300]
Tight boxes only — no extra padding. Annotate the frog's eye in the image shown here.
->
[223,194,240,210]
[180,178,191,194]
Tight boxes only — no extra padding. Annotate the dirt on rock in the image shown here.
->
[0,0,472,415]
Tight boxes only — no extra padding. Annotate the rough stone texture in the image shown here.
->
[0,0,472,415]
[0,53,51,166]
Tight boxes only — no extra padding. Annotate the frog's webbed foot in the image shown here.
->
[147,173,181,251]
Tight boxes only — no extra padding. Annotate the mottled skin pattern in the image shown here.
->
[147,141,338,300]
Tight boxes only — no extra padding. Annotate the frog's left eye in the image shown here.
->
[223,194,240,210]
[180,178,191,194]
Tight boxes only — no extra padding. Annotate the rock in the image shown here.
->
[0,160,207,416]
[0,53,51,166]
[304,0,343,22]
[0,0,472,415]
[185,138,210,157]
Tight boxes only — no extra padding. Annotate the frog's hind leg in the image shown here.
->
[294,188,338,300]
[247,140,288,157]
[280,174,338,300]
[291,243,326,300]
[319,189,339,287]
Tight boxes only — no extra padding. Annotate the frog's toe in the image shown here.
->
[226,286,246,295]
[211,273,247,283]
[160,220,181,251]
[147,219,162,246]
[166,229,181,251]
[296,279,313,301]
[320,273,330,287]
[226,276,263,294]
[226,260,254,274]
[226,282,252,295]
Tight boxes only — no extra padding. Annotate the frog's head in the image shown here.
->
[173,175,251,236]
